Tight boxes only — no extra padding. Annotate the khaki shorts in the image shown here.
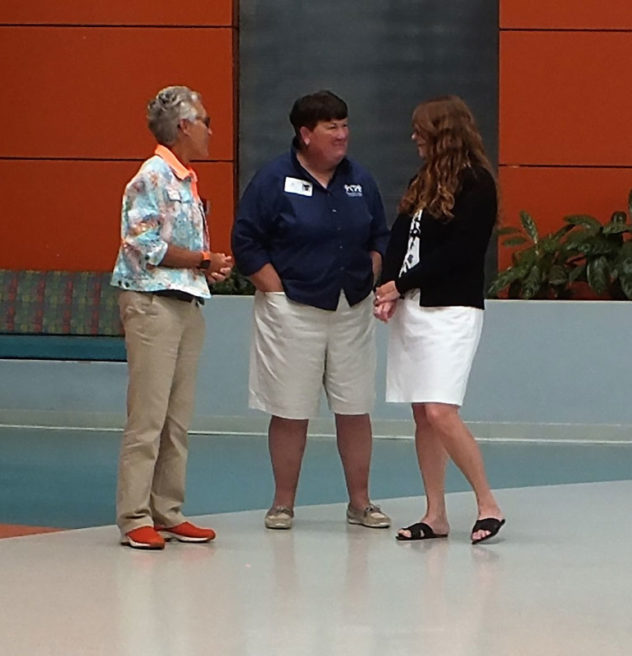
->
[249,291,376,419]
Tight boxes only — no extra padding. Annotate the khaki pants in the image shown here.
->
[116,291,205,535]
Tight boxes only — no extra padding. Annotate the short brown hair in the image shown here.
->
[289,90,348,138]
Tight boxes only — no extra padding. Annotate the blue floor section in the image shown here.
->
[1,426,631,529]
[0,335,126,361]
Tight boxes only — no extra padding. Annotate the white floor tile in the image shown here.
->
[0,480,630,656]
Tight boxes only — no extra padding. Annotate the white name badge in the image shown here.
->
[284,176,313,197]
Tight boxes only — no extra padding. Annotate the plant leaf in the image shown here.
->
[564,238,592,255]
[591,237,618,256]
[618,256,632,276]
[565,232,616,256]
[540,236,561,254]
[496,226,521,236]
[523,265,541,299]
[501,236,528,247]
[568,263,586,283]
[210,268,256,295]
[487,267,522,295]
[603,222,632,235]
[548,265,568,286]
[610,210,628,224]
[519,211,539,243]
[586,257,609,295]
[620,273,632,299]
[564,214,601,234]
[514,248,536,268]
[552,224,575,240]
[563,231,592,246]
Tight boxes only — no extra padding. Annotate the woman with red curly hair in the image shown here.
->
[374,96,505,545]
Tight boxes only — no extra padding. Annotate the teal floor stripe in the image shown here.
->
[0,336,126,361]
[1,427,631,529]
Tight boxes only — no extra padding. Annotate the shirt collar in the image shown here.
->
[154,145,198,183]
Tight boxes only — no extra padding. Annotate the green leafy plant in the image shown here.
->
[489,189,632,300]
[209,266,255,295]
[488,211,574,299]
[560,202,632,299]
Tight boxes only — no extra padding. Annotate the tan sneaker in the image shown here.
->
[346,503,391,528]
[264,506,294,529]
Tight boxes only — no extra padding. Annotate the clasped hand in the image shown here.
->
[373,281,399,322]
[206,253,233,284]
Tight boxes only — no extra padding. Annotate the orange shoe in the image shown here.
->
[155,521,216,543]
[121,526,165,550]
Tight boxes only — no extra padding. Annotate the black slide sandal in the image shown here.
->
[471,518,506,544]
[396,522,448,541]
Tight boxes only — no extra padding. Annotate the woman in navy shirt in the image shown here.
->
[233,91,390,531]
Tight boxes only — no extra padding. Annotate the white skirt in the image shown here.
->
[386,297,483,406]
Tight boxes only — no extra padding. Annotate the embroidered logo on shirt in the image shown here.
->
[284,177,313,197]
[344,184,363,197]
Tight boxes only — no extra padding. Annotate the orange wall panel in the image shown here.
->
[500,0,632,30]
[0,160,234,272]
[0,0,234,26]
[500,31,632,166]
[498,166,632,269]
[0,27,234,160]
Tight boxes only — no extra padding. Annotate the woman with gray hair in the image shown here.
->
[111,85,232,549]
[147,86,203,145]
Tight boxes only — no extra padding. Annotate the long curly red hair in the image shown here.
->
[398,95,495,219]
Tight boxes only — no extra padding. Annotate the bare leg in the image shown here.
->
[335,413,372,510]
[268,415,308,509]
[397,404,451,539]
[424,402,503,542]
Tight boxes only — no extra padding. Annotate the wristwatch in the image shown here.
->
[198,251,211,270]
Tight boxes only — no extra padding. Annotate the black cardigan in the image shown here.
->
[381,166,496,309]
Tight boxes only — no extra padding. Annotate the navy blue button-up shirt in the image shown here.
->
[232,146,389,310]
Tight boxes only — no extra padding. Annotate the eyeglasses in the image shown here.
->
[178,115,211,131]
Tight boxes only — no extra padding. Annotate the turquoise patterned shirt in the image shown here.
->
[111,146,211,298]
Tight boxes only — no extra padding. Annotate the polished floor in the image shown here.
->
[1,480,631,656]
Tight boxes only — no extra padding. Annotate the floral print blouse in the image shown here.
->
[111,146,211,298]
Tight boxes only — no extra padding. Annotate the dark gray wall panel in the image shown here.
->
[239,0,498,272]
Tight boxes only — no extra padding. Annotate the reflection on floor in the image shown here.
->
[1,480,630,656]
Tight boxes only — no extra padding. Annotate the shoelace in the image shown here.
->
[364,504,382,515]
